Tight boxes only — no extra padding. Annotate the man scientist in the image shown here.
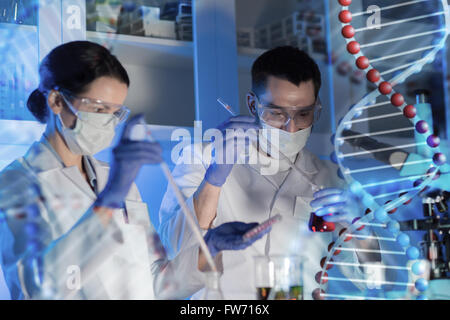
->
[159,46,378,300]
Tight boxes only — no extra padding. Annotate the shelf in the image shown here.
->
[237,45,329,71]
[86,31,194,70]
[0,22,37,32]
[87,30,331,74]
[237,46,265,69]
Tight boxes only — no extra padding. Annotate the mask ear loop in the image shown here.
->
[57,93,83,133]
[57,90,79,117]
[44,90,70,133]
[43,91,82,159]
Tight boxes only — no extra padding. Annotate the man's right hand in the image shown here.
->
[198,221,270,271]
[204,116,258,187]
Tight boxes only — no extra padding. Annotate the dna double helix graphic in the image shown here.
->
[314,0,450,300]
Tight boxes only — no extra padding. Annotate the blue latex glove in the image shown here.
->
[204,221,270,257]
[95,115,163,209]
[204,116,258,187]
[310,188,361,223]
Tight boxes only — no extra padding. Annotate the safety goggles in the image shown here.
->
[57,88,130,124]
[255,94,322,129]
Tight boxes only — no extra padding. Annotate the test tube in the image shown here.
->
[217,98,237,116]
[242,214,282,241]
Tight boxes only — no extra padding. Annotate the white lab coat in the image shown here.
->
[159,141,380,300]
[0,136,205,300]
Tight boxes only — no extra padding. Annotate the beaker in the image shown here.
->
[254,255,305,300]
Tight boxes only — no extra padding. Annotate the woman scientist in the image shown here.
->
[0,41,267,300]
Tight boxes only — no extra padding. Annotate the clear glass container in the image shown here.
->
[202,271,224,300]
[254,255,305,300]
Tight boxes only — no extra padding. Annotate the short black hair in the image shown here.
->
[251,46,321,98]
[27,41,129,123]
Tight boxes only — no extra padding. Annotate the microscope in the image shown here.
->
[399,190,450,279]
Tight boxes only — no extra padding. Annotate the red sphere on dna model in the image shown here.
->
[378,81,392,95]
[403,105,417,118]
[315,271,328,284]
[338,0,352,6]
[328,242,342,255]
[390,93,405,107]
[342,25,355,38]
[347,41,360,54]
[366,69,381,83]
[339,10,352,23]
[312,288,325,300]
[356,56,370,69]
[320,257,334,270]
[339,228,353,241]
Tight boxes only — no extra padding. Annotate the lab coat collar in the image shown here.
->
[22,136,110,199]
[88,157,110,195]
[296,148,319,175]
[22,136,65,173]
[61,156,112,200]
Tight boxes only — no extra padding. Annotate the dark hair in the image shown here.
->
[27,41,130,123]
[251,46,321,98]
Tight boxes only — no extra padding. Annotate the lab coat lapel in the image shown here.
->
[20,139,94,235]
[22,139,64,173]
[269,149,319,215]
[245,143,287,191]
[60,166,96,200]
[286,149,319,194]
[59,155,111,201]
[24,137,97,200]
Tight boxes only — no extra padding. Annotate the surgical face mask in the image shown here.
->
[57,111,119,156]
[259,122,312,159]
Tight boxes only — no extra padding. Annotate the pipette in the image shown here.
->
[216,98,322,193]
